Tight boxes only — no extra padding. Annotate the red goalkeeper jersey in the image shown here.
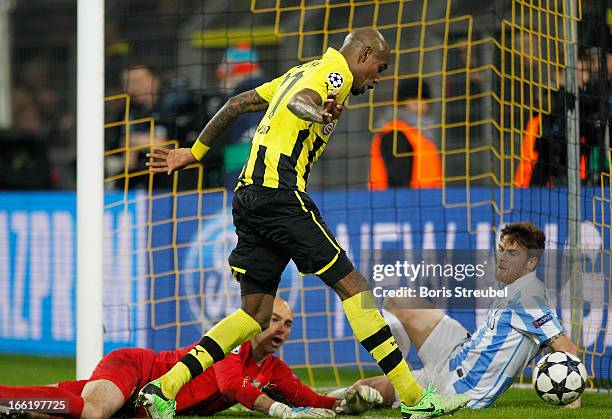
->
[57,341,336,416]
[163,341,337,415]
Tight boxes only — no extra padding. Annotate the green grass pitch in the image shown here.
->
[0,354,609,418]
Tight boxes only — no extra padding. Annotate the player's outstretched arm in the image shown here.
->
[547,333,577,355]
[287,89,342,124]
[546,333,581,409]
[146,89,268,175]
[195,89,269,148]
[254,394,336,418]
[146,146,196,175]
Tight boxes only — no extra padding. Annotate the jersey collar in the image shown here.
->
[323,48,352,79]
[504,270,538,297]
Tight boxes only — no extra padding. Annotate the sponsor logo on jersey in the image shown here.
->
[323,122,335,135]
[533,312,553,328]
[256,124,271,135]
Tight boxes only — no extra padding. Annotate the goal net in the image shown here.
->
[101,0,610,390]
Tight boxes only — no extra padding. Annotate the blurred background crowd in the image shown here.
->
[0,0,609,190]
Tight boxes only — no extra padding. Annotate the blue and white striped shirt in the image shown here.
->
[448,271,563,408]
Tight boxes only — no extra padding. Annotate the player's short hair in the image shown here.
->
[500,222,545,259]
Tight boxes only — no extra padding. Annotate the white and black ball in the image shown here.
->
[533,351,587,405]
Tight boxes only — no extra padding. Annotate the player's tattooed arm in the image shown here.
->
[288,88,340,124]
[146,89,268,174]
[196,89,269,147]
[546,332,578,355]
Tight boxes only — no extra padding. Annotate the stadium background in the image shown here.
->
[0,0,611,396]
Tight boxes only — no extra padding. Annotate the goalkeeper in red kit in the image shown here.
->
[0,299,381,419]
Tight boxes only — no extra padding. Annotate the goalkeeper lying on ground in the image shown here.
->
[0,298,381,418]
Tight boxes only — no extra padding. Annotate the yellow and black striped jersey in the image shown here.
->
[236,48,353,192]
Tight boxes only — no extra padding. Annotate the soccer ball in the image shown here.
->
[533,351,587,405]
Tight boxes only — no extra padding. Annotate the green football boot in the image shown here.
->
[136,380,177,419]
[401,384,470,418]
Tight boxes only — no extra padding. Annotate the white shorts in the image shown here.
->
[387,314,469,405]
[417,314,469,375]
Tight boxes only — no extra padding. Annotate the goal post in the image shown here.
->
[76,0,104,379]
[563,0,583,347]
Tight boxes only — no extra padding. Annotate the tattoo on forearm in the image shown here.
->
[196,90,268,147]
[288,100,325,124]
[288,88,325,124]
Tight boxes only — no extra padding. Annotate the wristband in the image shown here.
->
[190,140,210,161]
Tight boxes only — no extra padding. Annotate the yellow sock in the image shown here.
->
[343,291,424,406]
[158,309,261,399]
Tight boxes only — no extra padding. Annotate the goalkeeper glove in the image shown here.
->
[269,402,335,418]
[335,385,383,414]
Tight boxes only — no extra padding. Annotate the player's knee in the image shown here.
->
[331,268,369,300]
[81,379,124,419]
[81,402,111,419]
[252,311,272,330]
[241,301,273,330]
[382,301,417,324]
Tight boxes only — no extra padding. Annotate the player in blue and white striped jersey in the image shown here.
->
[340,222,581,411]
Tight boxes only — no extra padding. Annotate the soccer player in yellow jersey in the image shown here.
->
[140,28,470,419]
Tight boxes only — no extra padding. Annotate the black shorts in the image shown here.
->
[228,185,354,295]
